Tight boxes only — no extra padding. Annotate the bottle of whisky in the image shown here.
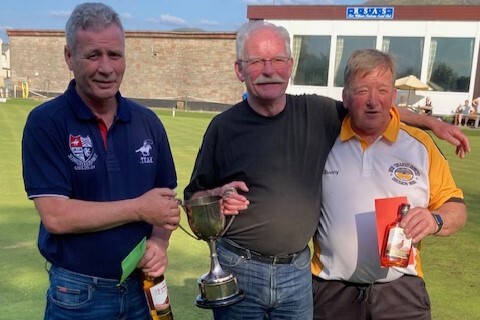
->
[381,203,412,268]
[143,274,174,320]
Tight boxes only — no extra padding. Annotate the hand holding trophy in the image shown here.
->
[178,188,245,308]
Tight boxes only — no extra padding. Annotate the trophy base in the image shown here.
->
[196,274,245,308]
[196,290,245,309]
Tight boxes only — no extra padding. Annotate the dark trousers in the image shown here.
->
[313,275,431,320]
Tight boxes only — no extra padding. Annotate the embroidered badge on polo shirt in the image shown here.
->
[68,134,98,170]
[135,139,154,164]
[388,162,419,186]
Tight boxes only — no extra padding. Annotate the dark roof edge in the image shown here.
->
[247,5,480,21]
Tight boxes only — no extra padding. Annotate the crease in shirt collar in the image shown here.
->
[340,107,401,145]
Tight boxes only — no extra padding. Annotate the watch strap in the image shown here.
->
[432,213,443,235]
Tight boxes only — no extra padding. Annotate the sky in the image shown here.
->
[0,0,366,42]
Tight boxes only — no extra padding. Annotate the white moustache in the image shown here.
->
[254,76,286,85]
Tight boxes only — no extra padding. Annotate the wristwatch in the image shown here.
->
[432,213,443,234]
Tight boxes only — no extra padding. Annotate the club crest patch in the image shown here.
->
[389,162,419,185]
[68,134,98,170]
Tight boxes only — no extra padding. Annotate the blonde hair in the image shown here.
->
[344,49,396,90]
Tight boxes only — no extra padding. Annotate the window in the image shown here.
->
[334,36,376,86]
[292,35,330,86]
[428,37,474,92]
[383,37,423,79]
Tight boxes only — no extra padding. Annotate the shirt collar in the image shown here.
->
[66,80,131,122]
[340,107,401,147]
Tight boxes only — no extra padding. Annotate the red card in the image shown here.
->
[374,196,413,265]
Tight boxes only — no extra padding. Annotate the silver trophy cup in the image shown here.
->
[179,195,245,308]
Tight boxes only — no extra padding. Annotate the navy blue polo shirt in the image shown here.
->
[22,80,177,279]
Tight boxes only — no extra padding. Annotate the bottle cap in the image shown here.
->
[399,203,410,216]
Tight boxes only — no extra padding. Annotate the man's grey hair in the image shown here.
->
[236,20,291,60]
[343,48,396,91]
[65,2,124,53]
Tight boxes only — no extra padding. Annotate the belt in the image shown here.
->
[217,238,300,265]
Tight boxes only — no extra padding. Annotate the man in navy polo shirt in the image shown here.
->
[21,3,180,319]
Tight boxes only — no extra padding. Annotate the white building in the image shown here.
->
[0,38,10,97]
[248,5,480,116]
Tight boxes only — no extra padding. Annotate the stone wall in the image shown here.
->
[8,31,69,96]
[7,30,245,106]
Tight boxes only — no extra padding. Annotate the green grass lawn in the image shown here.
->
[0,99,478,319]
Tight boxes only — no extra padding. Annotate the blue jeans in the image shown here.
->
[44,265,149,320]
[213,242,313,320]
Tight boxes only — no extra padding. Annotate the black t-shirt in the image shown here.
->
[185,94,344,255]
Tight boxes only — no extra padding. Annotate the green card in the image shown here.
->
[119,237,146,285]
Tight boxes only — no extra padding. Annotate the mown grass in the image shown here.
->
[0,99,478,319]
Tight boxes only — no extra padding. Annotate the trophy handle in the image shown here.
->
[178,222,201,240]
[218,186,238,237]
[219,215,235,237]
[175,198,201,240]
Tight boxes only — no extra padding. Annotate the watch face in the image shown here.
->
[433,214,443,225]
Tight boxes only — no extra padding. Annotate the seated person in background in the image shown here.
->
[453,104,462,125]
[472,97,479,109]
[454,100,472,126]
[467,101,478,127]
[419,96,433,115]
[397,95,407,108]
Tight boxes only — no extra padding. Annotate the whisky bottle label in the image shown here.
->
[385,226,412,259]
[150,279,169,309]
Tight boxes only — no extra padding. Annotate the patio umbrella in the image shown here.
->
[395,75,430,107]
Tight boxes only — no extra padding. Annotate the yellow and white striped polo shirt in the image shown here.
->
[312,107,463,283]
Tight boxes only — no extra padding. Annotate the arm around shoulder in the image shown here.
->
[397,107,471,158]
